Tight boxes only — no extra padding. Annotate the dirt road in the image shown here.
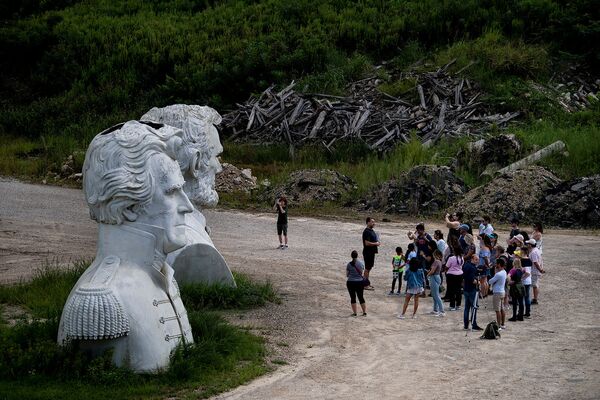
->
[1,178,599,399]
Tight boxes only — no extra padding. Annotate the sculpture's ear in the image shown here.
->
[123,207,138,222]
[192,150,202,174]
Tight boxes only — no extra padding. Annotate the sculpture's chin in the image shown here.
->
[164,228,188,254]
[185,177,219,209]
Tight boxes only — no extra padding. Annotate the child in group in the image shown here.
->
[389,247,406,295]
[398,258,425,319]
[508,258,526,322]
[405,243,417,263]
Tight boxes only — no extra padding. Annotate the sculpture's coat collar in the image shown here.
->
[96,223,168,270]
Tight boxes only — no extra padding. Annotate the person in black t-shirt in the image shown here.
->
[362,217,380,290]
[274,196,288,249]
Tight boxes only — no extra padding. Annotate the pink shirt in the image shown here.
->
[446,255,464,275]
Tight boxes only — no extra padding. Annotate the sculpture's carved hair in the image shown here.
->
[83,120,181,224]
[141,104,222,174]
[141,105,222,207]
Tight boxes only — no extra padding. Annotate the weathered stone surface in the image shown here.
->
[360,165,466,215]
[141,104,236,288]
[263,169,356,204]
[451,166,562,224]
[215,162,258,193]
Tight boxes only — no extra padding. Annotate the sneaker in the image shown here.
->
[388,291,395,296]
[438,312,446,317]
[500,325,506,330]
[455,306,461,311]
[362,312,367,317]
[365,285,374,291]
[397,314,405,320]
[449,307,457,311]
[284,244,288,249]
[429,311,438,315]
[351,313,357,317]
[508,317,517,322]
[411,314,417,319]
[472,326,483,331]
[531,299,538,305]
[524,314,531,319]
[279,244,284,249]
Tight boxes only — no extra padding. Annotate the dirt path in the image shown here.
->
[1,178,599,399]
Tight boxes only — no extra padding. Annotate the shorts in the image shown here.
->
[363,252,375,270]
[493,293,505,312]
[531,274,540,288]
[277,223,288,236]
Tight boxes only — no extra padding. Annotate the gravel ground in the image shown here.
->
[1,177,599,399]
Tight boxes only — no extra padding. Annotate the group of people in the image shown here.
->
[346,214,546,332]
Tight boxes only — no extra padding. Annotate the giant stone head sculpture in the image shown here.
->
[141,105,223,208]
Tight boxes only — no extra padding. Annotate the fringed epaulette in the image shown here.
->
[62,256,130,340]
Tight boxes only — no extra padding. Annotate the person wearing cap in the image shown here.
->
[526,238,545,304]
[507,233,525,256]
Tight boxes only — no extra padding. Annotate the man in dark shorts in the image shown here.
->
[362,217,380,290]
[274,196,288,249]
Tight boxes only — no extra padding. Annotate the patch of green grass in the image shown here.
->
[0,263,278,399]
[0,135,47,178]
[0,261,88,319]
[181,272,280,310]
[509,110,600,179]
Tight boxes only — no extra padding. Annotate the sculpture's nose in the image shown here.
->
[177,191,194,214]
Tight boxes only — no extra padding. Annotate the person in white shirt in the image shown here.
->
[488,263,507,330]
[434,230,447,253]
[527,239,545,304]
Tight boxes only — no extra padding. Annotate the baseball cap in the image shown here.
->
[525,239,537,245]
[459,224,470,231]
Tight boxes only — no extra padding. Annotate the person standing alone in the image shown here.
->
[362,217,380,290]
[274,196,288,249]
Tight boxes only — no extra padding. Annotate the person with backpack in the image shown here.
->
[507,258,526,322]
[389,247,406,295]
[346,250,367,317]
[397,258,425,319]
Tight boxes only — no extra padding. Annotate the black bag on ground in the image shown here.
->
[481,321,501,339]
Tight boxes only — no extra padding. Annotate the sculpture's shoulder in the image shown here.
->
[61,255,130,340]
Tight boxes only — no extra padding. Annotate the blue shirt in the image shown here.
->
[404,268,425,290]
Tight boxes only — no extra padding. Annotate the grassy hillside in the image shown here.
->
[0,0,598,187]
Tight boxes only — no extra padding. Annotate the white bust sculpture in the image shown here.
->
[141,105,235,287]
[58,121,195,373]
